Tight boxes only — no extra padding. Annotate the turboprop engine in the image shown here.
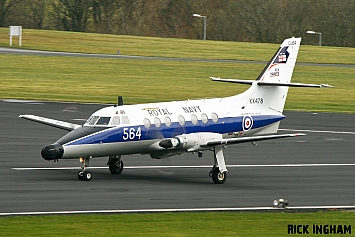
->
[159,132,223,152]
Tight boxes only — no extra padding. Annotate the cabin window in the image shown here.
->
[164,116,172,127]
[178,115,185,126]
[201,113,208,124]
[86,116,99,125]
[96,117,111,125]
[111,116,121,125]
[121,116,130,124]
[154,117,161,128]
[191,114,198,125]
[211,113,218,123]
[143,118,151,129]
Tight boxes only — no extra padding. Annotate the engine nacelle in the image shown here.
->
[159,132,222,152]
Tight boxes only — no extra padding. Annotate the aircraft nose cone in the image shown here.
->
[41,143,64,160]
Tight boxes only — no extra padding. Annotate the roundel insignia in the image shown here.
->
[242,116,253,131]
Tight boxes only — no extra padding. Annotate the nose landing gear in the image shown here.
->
[78,157,92,181]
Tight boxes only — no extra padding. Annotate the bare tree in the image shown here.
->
[92,0,120,34]
[53,0,93,32]
[26,0,47,29]
[0,0,14,26]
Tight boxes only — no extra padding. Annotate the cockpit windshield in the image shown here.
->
[85,116,99,125]
[96,117,111,125]
[85,115,128,126]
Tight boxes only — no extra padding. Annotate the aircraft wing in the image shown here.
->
[205,133,306,146]
[19,114,81,131]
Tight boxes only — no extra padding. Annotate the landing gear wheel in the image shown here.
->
[78,171,84,180]
[108,159,124,174]
[211,168,227,184]
[83,171,92,181]
[78,170,92,181]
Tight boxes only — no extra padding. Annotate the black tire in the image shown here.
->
[83,171,92,181]
[78,171,84,181]
[211,168,227,184]
[109,159,124,174]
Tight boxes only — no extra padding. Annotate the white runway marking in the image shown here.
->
[12,163,355,171]
[280,128,355,135]
[1,205,355,216]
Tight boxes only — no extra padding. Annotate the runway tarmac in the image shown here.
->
[0,99,354,214]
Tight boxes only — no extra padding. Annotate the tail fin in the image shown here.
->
[252,37,301,113]
[256,37,301,84]
[211,37,332,114]
[212,37,302,113]
[211,37,332,135]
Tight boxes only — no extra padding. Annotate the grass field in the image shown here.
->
[1,28,355,64]
[1,28,355,112]
[0,211,354,236]
[0,28,354,235]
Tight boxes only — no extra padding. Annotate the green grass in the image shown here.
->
[1,28,355,64]
[0,211,354,236]
[1,54,354,112]
[1,28,355,113]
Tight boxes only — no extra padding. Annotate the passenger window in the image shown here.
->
[191,114,198,125]
[86,116,99,125]
[201,113,208,124]
[178,115,185,126]
[143,118,151,129]
[211,113,218,123]
[164,116,172,127]
[154,117,161,128]
[111,116,121,125]
[121,116,130,124]
[96,117,111,125]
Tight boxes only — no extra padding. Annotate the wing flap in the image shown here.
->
[19,114,81,131]
[205,133,306,146]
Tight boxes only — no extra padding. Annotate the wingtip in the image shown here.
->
[294,133,307,136]
[320,84,334,88]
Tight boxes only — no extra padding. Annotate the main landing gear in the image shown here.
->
[209,146,228,184]
[107,155,124,174]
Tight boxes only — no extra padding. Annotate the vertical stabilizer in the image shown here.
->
[254,37,301,113]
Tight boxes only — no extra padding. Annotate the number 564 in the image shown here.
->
[122,127,142,140]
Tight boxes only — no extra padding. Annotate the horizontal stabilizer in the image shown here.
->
[205,133,306,146]
[257,81,334,88]
[210,77,333,88]
[19,114,81,131]
[210,77,254,85]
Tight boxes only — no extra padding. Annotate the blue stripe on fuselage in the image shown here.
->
[66,115,285,146]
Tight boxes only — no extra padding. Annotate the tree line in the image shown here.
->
[1,0,355,47]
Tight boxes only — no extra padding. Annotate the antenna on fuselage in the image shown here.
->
[118,96,124,106]
[114,96,124,107]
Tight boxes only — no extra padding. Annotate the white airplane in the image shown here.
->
[20,37,332,183]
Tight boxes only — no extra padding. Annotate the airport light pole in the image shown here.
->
[306,30,322,46]
[193,13,207,40]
